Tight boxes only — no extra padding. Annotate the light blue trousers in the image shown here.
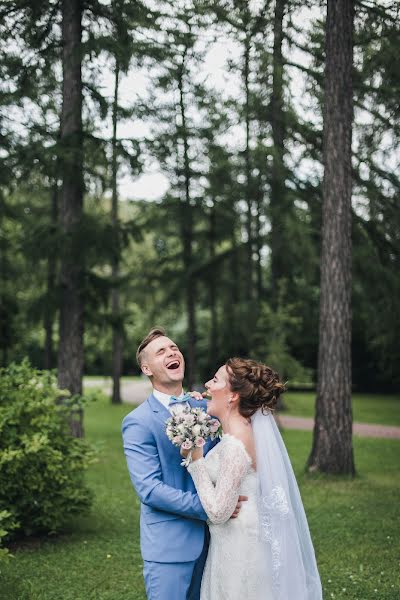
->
[143,539,208,600]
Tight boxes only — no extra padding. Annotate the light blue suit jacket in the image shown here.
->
[122,394,217,563]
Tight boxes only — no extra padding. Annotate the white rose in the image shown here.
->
[192,424,202,436]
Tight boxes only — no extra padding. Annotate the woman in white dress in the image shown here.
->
[182,358,322,600]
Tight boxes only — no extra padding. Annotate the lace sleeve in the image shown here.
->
[187,436,251,525]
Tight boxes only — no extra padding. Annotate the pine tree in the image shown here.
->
[307,0,355,475]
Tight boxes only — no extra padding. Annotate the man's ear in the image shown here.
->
[141,363,152,377]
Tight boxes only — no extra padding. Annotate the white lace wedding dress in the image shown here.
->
[188,433,273,600]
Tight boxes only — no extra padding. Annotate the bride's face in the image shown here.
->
[204,365,231,417]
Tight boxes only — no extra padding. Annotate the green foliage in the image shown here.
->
[252,284,314,384]
[0,361,94,543]
[0,510,17,563]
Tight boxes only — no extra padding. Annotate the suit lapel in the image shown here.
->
[147,393,172,425]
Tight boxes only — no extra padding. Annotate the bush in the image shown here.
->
[0,360,94,544]
[0,510,17,563]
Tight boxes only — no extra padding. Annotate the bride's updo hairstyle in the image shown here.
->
[225,357,286,418]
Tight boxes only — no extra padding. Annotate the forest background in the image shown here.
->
[1,0,398,402]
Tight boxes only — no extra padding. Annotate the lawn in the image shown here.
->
[1,394,399,600]
[282,392,400,427]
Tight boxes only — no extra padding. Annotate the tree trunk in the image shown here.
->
[208,206,218,368]
[255,168,264,301]
[111,58,123,405]
[244,36,254,304]
[57,0,84,437]
[44,184,58,370]
[226,219,240,356]
[269,0,287,305]
[307,0,355,475]
[178,52,196,388]
[0,217,9,367]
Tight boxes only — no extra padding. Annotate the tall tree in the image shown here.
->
[110,58,123,404]
[269,0,287,302]
[44,184,59,369]
[57,0,84,436]
[307,0,355,475]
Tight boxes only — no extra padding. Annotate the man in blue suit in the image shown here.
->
[122,327,246,600]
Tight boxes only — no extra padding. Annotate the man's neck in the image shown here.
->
[153,383,184,396]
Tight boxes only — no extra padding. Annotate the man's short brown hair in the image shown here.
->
[136,327,166,367]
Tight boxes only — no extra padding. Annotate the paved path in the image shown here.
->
[85,378,400,440]
[84,376,152,404]
[274,415,400,440]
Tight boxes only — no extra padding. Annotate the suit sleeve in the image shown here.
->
[122,412,208,521]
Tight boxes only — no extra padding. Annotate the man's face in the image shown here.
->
[141,336,185,387]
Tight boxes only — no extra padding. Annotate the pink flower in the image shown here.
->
[195,437,206,447]
[181,439,193,450]
[184,414,195,425]
[173,435,183,445]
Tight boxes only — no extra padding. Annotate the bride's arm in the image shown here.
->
[187,438,251,524]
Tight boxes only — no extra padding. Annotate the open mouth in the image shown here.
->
[166,361,180,370]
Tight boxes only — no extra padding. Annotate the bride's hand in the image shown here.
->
[180,446,203,461]
[188,391,204,401]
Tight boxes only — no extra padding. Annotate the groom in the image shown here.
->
[122,327,245,600]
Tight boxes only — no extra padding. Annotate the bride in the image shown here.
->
[182,357,323,600]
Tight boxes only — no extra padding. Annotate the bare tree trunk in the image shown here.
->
[269,0,286,305]
[208,207,218,368]
[111,58,123,405]
[307,0,355,475]
[0,212,10,367]
[225,219,240,355]
[255,168,264,301]
[44,185,58,370]
[58,0,84,437]
[178,50,196,388]
[244,35,254,304]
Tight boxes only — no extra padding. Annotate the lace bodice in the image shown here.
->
[187,433,255,524]
[188,433,273,599]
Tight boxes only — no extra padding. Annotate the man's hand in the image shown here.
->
[230,495,248,519]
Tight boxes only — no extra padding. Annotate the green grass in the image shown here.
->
[2,394,399,600]
[283,392,400,426]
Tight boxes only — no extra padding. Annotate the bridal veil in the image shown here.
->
[251,409,323,600]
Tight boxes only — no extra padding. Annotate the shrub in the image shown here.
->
[0,360,94,544]
[0,510,17,562]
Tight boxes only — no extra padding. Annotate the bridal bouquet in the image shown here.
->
[165,407,221,466]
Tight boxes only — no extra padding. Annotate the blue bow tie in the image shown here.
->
[169,392,192,407]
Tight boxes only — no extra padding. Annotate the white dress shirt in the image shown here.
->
[152,388,189,415]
